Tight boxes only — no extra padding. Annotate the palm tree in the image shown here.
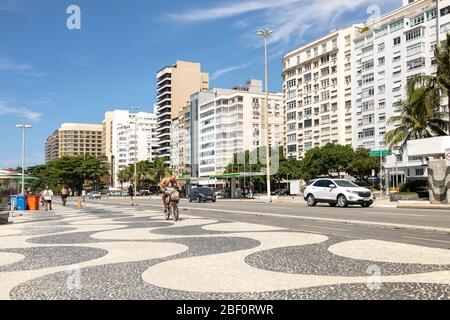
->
[150,157,172,182]
[117,167,132,189]
[435,33,450,134]
[385,76,448,151]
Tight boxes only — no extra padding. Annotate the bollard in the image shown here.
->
[77,199,82,208]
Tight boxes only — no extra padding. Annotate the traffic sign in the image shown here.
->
[370,150,392,157]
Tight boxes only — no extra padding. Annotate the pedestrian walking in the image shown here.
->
[60,186,69,206]
[81,189,86,203]
[128,185,134,206]
[42,186,54,211]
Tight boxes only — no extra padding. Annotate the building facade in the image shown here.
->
[155,61,209,165]
[190,80,284,181]
[353,0,450,183]
[45,123,103,162]
[103,110,159,187]
[282,26,358,160]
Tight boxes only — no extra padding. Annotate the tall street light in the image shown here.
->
[16,124,32,195]
[131,107,140,198]
[257,29,273,203]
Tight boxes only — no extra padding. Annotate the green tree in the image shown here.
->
[300,144,353,180]
[385,76,448,150]
[435,33,450,134]
[299,147,324,181]
[117,167,132,189]
[346,148,380,182]
[149,157,172,182]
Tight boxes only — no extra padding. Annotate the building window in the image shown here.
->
[304,142,313,152]
[362,101,374,112]
[416,168,425,176]
[407,57,425,70]
[410,14,424,27]
[393,36,401,46]
[405,28,423,42]
[362,60,374,71]
[406,42,425,57]
[287,123,296,131]
[287,134,296,143]
[287,145,297,153]
[440,5,450,17]
[390,20,404,33]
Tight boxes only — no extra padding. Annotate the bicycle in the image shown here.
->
[164,189,179,222]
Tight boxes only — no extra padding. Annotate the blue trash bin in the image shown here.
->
[16,195,27,211]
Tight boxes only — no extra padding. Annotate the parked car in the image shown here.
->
[88,191,102,200]
[303,178,374,208]
[139,190,151,196]
[189,187,216,203]
[271,188,290,196]
[215,191,225,199]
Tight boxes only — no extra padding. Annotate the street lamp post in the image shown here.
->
[131,107,140,199]
[16,124,32,195]
[257,29,273,203]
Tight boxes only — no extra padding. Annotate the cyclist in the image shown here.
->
[159,175,180,213]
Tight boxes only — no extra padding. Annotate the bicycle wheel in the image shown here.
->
[173,202,179,222]
[165,201,170,220]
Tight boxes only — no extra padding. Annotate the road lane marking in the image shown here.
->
[363,212,427,217]
[401,236,450,244]
[301,225,348,232]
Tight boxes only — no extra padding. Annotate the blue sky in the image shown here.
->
[0,0,402,167]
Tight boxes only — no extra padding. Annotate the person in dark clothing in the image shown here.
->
[128,185,135,206]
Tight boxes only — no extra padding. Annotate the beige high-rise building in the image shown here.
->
[156,61,209,165]
[45,123,103,162]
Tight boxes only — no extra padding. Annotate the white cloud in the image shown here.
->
[0,57,47,77]
[168,0,300,22]
[169,0,400,53]
[0,57,33,71]
[0,101,42,122]
[210,63,252,81]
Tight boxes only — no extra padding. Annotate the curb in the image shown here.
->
[397,204,450,210]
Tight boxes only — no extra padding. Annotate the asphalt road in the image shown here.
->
[93,197,450,249]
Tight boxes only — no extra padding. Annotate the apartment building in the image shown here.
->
[190,80,284,181]
[155,61,209,165]
[103,110,158,187]
[170,102,192,175]
[282,26,358,160]
[44,129,59,162]
[45,123,103,162]
[353,0,450,183]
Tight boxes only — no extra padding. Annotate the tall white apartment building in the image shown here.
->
[282,26,358,159]
[103,110,159,187]
[353,0,450,183]
[190,80,284,180]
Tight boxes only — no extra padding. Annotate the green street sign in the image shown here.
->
[370,150,392,157]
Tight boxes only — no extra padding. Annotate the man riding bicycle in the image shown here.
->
[159,175,180,214]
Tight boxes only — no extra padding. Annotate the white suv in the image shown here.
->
[303,179,374,208]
